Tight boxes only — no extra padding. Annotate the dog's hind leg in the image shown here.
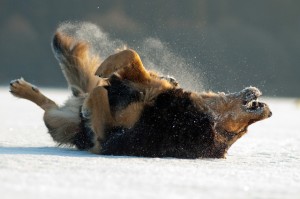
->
[52,32,104,96]
[10,78,82,146]
[10,78,58,110]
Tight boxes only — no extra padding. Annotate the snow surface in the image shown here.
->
[0,88,299,199]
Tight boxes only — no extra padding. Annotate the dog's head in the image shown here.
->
[200,87,272,138]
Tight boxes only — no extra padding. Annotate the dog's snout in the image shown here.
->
[226,87,262,100]
[241,87,262,100]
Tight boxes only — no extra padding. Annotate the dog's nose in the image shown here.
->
[241,87,262,100]
[268,111,272,117]
[226,87,262,100]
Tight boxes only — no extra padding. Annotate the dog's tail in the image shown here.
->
[52,32,101,96]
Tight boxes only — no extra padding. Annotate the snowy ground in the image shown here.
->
[0,87,299,199]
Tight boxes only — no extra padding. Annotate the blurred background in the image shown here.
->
[0,0,299,97]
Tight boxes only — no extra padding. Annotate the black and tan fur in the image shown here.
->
[10,31,272,158]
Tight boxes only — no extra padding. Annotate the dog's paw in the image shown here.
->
[159,75,179,87]
[88,141,102,154]
[10,78,39,98]
[96,63,115,78]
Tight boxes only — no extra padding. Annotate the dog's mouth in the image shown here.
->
[242,96,266,112]
[239,87,270,115]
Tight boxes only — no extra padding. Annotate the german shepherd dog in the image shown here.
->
[10,32,272,158]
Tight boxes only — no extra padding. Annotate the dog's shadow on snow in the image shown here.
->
[0,146,129,158]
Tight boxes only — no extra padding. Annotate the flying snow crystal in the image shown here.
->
[57,22,125,60]
[57,22,205,91]
[138,37,205,91]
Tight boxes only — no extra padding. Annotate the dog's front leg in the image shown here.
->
[95,49,152,83]
[81,86,114,154]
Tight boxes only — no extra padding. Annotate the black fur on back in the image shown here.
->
[101,89,222,159]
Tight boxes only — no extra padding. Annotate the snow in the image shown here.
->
[0,87,299,199]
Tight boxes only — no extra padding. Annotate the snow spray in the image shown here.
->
[57,22,205,92]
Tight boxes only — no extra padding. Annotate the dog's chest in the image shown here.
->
[105,76,141,112]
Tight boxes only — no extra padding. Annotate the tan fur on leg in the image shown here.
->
[53,33,103,95]
[43,97,84,145]
[95,49,151,83]
[81,86,114,153]
[10,78,85,145]
[10,78,58,110]
[95,49,176,98]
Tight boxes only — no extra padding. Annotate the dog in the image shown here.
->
[10,31,272,158]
